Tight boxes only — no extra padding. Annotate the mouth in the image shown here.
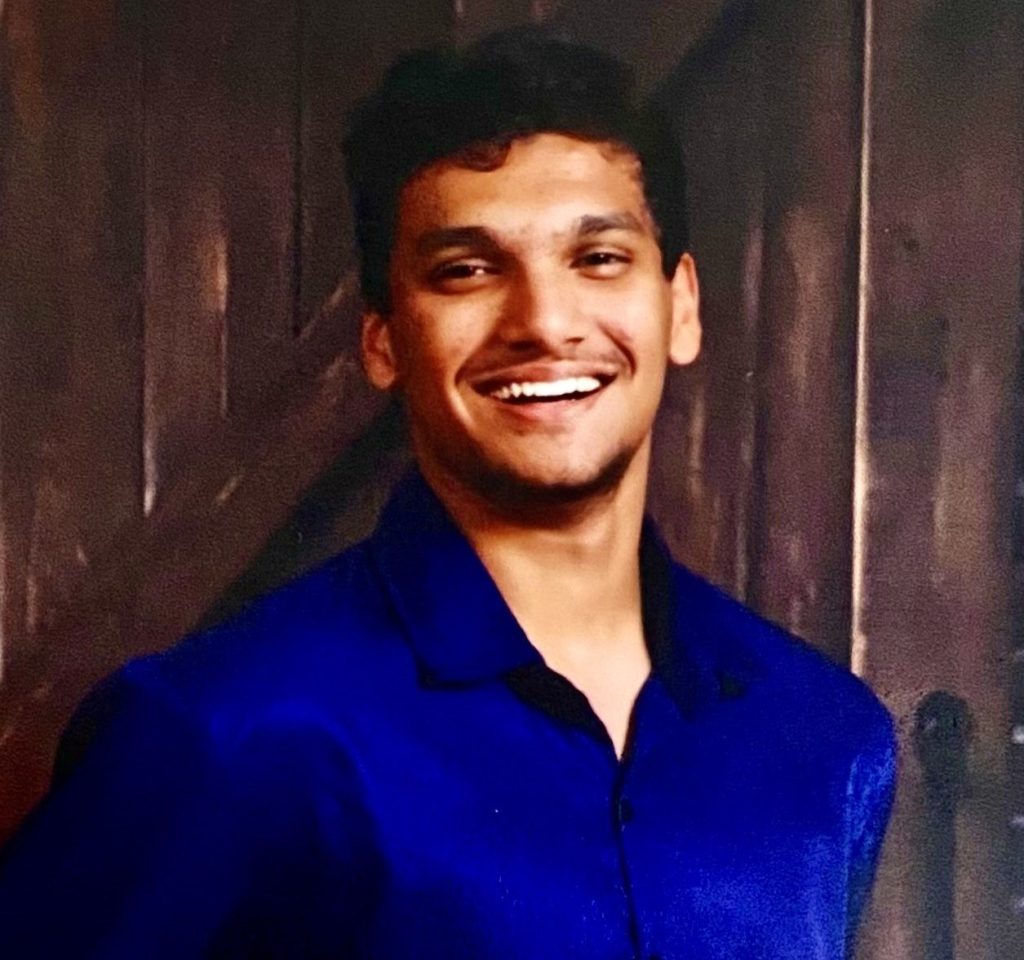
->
[486,375,609,404]
[471,363,618,408]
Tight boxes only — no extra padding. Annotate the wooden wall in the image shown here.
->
[0,0,451,842]
[655,2,1024,958]
[857,2,1023,956]
[2,1,1022,957]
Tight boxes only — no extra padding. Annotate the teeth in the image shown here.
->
[490,376,602,402]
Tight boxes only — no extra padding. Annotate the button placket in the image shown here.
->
[611,705,644,960]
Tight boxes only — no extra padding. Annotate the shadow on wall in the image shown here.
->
[202,399,412,630]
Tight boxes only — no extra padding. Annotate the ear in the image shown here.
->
[667,253,702,366]
[361,310,400,390]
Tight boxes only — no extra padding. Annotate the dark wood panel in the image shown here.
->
[743,0,860,663]
[1012,329,1024,921]
[1,10,1017,960]
[205,400,412,628]
[0,1,144,664]
[221,2,299,422]
[649,4,764,599]
[552,0,726,92]
[143,0,239,506]
[0,0,458,845]
[296,0,451,362]
[0,354,387,842]
[141,0,303,489]
[856,1,1024,957]
[651,0,861,669]
[453,0,537,47]
[0,0,144,829]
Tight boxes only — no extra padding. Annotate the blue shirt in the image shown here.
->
[0,470,896,959]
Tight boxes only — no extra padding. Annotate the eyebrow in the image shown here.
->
[415,226,499,257]
[574,212,646,236]
[414,212,648,258]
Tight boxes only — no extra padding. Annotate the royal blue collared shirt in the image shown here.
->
[0,470,896,959]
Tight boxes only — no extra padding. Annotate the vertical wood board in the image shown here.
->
[856,1,1024,957]
[221,1,299,423]
[0,0,144,835]
[650,6,765,599]
[652,0,861,668]
[0,0,458,844]
[296,0,451,365]
[743,0,860,664]
[552,0,726,94]
[143,0,233,509]
[143,0,301,504]
[453,0,537,48]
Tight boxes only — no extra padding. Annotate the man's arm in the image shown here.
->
[844,720,899,958]
[0,662,309,957]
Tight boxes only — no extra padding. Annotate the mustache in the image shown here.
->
[462,349,628,385]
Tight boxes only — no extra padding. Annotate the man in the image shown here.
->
[0,30,895,959]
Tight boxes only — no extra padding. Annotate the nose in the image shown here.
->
[498,265,586,351]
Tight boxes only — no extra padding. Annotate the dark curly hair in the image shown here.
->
[343,28,690,313]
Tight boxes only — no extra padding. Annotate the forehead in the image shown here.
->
[394,133,653,240]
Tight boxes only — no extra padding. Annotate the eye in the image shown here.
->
[427,259,498,290]
[572,249,632,277]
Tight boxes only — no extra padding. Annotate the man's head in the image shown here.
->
[344,30,701,512]
[344,29,690,315]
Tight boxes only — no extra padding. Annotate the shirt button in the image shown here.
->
[617,796,634,825]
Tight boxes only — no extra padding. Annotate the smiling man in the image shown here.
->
[359,125,701,756]
[0,30,895,960]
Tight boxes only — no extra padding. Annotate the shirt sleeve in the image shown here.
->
[843,716,899,958]
[0,662,315,958]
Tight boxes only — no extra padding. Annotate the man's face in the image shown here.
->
[362,133,701,508]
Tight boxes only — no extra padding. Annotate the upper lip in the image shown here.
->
[468,361,620,395]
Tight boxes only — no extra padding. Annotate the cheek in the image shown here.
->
[601,311,671,371]
[595,280,673,350]
[392,315,477,395]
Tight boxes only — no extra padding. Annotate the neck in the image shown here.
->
[421,443,651,668]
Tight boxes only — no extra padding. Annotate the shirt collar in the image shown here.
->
[368,470,543,684]
[640,519,763,714]
[369,469,761,711]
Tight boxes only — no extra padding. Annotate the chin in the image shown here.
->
[460,447,636,510]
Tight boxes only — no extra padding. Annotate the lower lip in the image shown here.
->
[483,385,608,423]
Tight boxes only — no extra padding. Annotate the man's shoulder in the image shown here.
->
[108,539,404,745]
[667,560,895,754]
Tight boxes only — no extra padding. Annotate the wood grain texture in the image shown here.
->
[143,0,233,508]
[296,0,450,358]
[0,0,145,833]
[1013,339,1024,918]
[0,353,386,842]
[551,0,726,93]
[650,0,860,667]
[205,400,412,629]
[743,0,860,664]
[453,0,537,48]
[1,5,1020,957]
[219,1,299,423]
[649,3,765,601]
[141,0,298,498]
[1014,203,1024,937]
[0,0,457,844]
[855,1,1024,957]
